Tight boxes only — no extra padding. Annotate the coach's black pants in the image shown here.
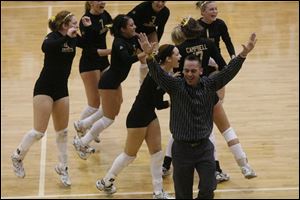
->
[172,139,217,199]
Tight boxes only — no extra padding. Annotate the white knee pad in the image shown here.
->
[223,128,247,163]
[222,127,237,142]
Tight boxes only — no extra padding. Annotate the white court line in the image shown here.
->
[0,1,272,9]
[37,6,52,198]
[1,187,299,199]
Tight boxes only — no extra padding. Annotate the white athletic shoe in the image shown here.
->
[96,178,117,194]
[215,171,230,183]
[73,120,87,137]
[11,152,25,178]
[72,136,95,160]
[153,190,174,199]
[241,164,257,179]
[94,137,101,143]
[55,164,71,186]
[74,120,100,143]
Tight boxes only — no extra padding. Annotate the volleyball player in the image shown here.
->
[196,1,236,101]
[95,44,180,199]
[72,14,146,160]
[127,1,170,84]
[74,1,113,143]
[11,11,93,186]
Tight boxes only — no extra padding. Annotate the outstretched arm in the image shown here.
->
[209,33,257,91]
[138,33,180,94]
[239,33,257,58]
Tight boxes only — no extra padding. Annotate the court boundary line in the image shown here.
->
[37,6,52,198]
[1,1,272,9]
[1,187,299,199]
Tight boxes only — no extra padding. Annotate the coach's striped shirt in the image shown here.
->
[147,56,246,142]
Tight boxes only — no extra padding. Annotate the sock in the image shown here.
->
[81,116,114,146]
[104,152,135,186]
[222,127,247,167]
[80,131,95,146]
[139,63,149,85]
[80,105,98,120]
[56,128,68,167]
[16,129,44,160]
[230,144,248,167]
[84,116,114,146]
[150,151,163,194]
[81,107,104,129]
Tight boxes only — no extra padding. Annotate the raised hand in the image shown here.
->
[172,71,181,78]
[137,33,157,55]
[81,16,92,27]
[240,33,257,58]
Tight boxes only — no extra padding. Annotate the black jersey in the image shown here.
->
[80,10,112,53]
[99,36,141,89]
[34,31,92,100]
[38,31,87,84]
[134,73,169,110]
[127,1,170,42]
[79,10,113,72]
[126,73,169,128]
[175,37,226,76]
[198,18,235,58]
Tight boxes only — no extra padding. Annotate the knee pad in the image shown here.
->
[31,129,45,140]
[222,127,237,142]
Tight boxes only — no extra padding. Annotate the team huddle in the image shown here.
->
[11,1,257,199]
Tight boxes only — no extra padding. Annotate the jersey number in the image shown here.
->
[195,51,203,61]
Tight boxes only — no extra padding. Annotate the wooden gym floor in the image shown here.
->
[1,1,299,199]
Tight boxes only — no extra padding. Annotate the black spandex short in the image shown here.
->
[126,105,157,128]
[79,56,109,73]
[98,69,121,89]
[33,80,68,101]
